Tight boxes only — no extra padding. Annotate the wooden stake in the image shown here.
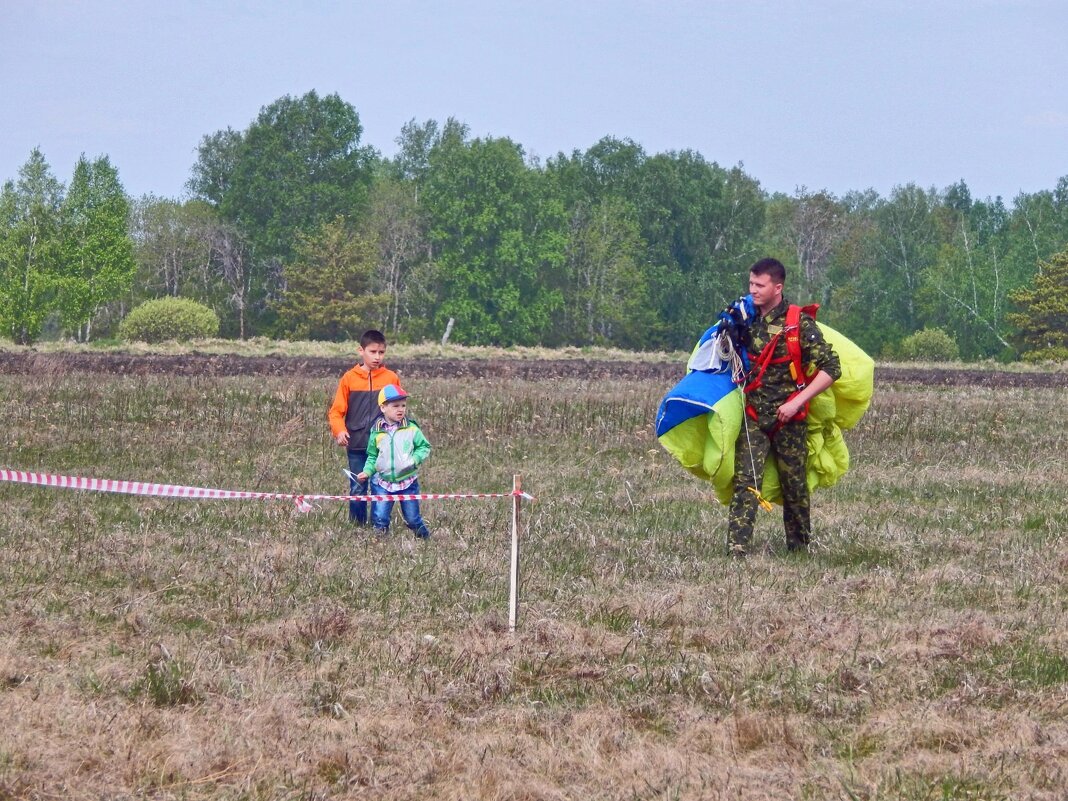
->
[509,474,521,633]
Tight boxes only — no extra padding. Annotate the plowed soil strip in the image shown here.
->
[0,352,1065,387]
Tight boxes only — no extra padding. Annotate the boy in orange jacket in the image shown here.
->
[328,329,401,524]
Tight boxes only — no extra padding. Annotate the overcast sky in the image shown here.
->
[2,1,1066,202]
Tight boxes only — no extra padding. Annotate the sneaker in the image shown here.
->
[729,543,748,559]
[372,527,389,538]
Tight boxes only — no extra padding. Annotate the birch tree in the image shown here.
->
[129,196,215,299]
[561,196,652,347]
[57,155,135,341]
[367,177,427,337]
[0,149,63,344]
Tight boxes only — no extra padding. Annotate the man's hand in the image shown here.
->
[776,370,835,424]
[777,398,805,423]
[335,430,349,446]
[356,472,369,482]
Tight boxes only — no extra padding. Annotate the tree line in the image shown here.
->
[2,90,1066,359]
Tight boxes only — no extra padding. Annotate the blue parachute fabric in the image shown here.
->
[654,369,738,437]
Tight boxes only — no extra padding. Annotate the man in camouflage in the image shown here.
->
[727,258,841,556]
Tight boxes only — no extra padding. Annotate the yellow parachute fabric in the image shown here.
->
[657,322,874,506]
[658,383,744,503]
[736,322,874,506]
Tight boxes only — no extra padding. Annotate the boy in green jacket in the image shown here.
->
[356,384,432,539]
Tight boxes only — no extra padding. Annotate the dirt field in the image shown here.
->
[1,352,1066,799]
[2,350,1066,387]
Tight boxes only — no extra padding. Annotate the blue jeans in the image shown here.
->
[347,449,368,524]
[370,477,430,538]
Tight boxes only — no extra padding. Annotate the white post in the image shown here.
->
[509,474,521,633]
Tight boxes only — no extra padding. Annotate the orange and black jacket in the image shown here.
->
[328,364,402,452]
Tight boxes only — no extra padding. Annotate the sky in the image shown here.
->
[2,0,1066,203]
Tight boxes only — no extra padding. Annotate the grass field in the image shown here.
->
[0,337,679,363]
[0,365,1065,800]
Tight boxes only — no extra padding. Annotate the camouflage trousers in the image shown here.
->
[727,416,810,550]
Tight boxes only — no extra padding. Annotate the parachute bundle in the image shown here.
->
[655,298,874,506]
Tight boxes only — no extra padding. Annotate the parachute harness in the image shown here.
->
[735,302,819,514]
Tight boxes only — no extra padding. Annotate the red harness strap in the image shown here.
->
[743,304,819,432]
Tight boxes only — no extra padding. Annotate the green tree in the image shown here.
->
[188,91,379,335]
[274,217,388,341]
[389,118,450,189]
[821,191,883,354]
[547,136,648,209]
[57,155,135,341]
[129,195,216,301]
[422,134,567,345]
[558,196,653,348]
[918,188,1017,359]
[203,219,258,340]
[366,176,428,338]
[1007,249,1068,361]
[186,128,242,207]
[0,149,63,344]
[827,185,940,356]
[226,91,377,262]
[875,184,940,324]
[1005,178,1068,270]
[545,137,658,346]
[761,187,848,306]
[634,151,765,347]
[551,143,766,347]
[375,118,472,340]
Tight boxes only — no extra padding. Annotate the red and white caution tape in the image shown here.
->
[0,468,535,511]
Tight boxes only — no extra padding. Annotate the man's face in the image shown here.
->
[360,342,386,370]
[749,272,783,311]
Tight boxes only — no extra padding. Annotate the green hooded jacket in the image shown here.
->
[361,416,431,484]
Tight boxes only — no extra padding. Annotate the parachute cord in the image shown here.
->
[747,486,774,513]
[715,330,747,384]
[742,415,774,513]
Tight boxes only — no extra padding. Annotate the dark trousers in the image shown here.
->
[727,416,810,549]
[347,448,368,524]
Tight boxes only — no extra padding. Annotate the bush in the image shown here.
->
[897,327,960,362]
[118,297,220,343]
[1021,345,1068,364]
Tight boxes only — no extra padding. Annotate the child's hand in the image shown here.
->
[335,431,349,446]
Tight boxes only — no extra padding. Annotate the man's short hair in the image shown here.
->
[360,329,387,348]
[750,258,786,284]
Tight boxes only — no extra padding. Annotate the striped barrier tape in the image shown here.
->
[0,468,535,511]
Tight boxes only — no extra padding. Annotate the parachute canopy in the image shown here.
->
[656,318,874,506]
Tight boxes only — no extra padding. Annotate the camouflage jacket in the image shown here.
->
[742,298,841,430]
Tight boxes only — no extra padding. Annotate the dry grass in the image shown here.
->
[0,370,1065,800]
[0,336,686,364]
